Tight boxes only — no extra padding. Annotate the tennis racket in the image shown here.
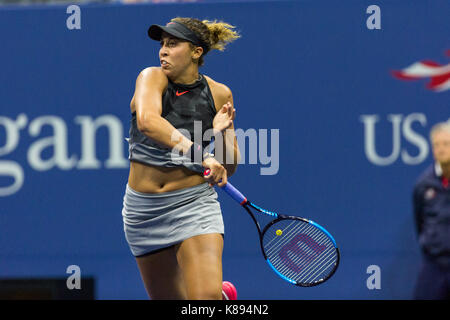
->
[204,168,340,287]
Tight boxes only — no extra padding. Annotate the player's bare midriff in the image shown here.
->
[128,161,205,193]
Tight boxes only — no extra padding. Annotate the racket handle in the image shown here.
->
[203,169,247,205]
[222,182,247,205]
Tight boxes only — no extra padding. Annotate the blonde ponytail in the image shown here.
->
[202,19,241,52]
[171,17,241,66]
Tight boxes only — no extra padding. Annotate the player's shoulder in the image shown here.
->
[136,67,168,85]
[204,75,232,100]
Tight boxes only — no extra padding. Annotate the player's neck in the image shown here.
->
[172,65,199,85]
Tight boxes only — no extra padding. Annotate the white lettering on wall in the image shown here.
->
[0,113,128,197]
[360,113,429,166]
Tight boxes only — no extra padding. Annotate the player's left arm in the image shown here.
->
[213,85,241,177]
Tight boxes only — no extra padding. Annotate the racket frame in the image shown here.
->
[242,201,340,287]
[203,166,340,286]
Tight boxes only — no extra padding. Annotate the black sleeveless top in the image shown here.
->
[127,73,217,173]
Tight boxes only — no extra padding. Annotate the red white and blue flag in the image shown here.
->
[392,50,450,92]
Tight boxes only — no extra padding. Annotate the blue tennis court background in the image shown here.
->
[0,0,449,299]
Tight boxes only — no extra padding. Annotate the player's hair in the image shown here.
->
[171,17,241,66]
[430,120,450,141]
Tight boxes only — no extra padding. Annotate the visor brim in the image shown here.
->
[148,24,193,43]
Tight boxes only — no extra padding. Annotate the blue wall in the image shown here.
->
[0,0,449,299]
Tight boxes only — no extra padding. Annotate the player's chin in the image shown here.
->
[161,67,182,81]
[160,66,172,76]
[160,63,176,73]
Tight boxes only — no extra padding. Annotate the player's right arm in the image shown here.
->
[133,67,226,184]
[133,67,192,153]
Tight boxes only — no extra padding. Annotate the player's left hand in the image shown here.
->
[202,158,227,187]
[213,102,235,133]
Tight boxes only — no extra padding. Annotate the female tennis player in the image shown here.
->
[121,17,241,300]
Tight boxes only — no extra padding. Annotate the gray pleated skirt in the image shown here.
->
[122,182,224,257]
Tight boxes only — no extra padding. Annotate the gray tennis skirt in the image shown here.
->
[122,182,224,257]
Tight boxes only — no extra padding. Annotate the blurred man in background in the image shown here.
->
[412,121,450,300]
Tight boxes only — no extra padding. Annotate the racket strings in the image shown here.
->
[275,236,336,283]
[276,244,336,284]
[264,220,300,250]
[264,220,311,255]
[267,227,331,280]
[267,236,336,284]
[282,242,336,283]
[298,247,337,283]
[275,236,330,278]
[265,222,321,261]
[263,220,338,285]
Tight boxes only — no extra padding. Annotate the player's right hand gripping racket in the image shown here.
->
[204,169,340,287]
